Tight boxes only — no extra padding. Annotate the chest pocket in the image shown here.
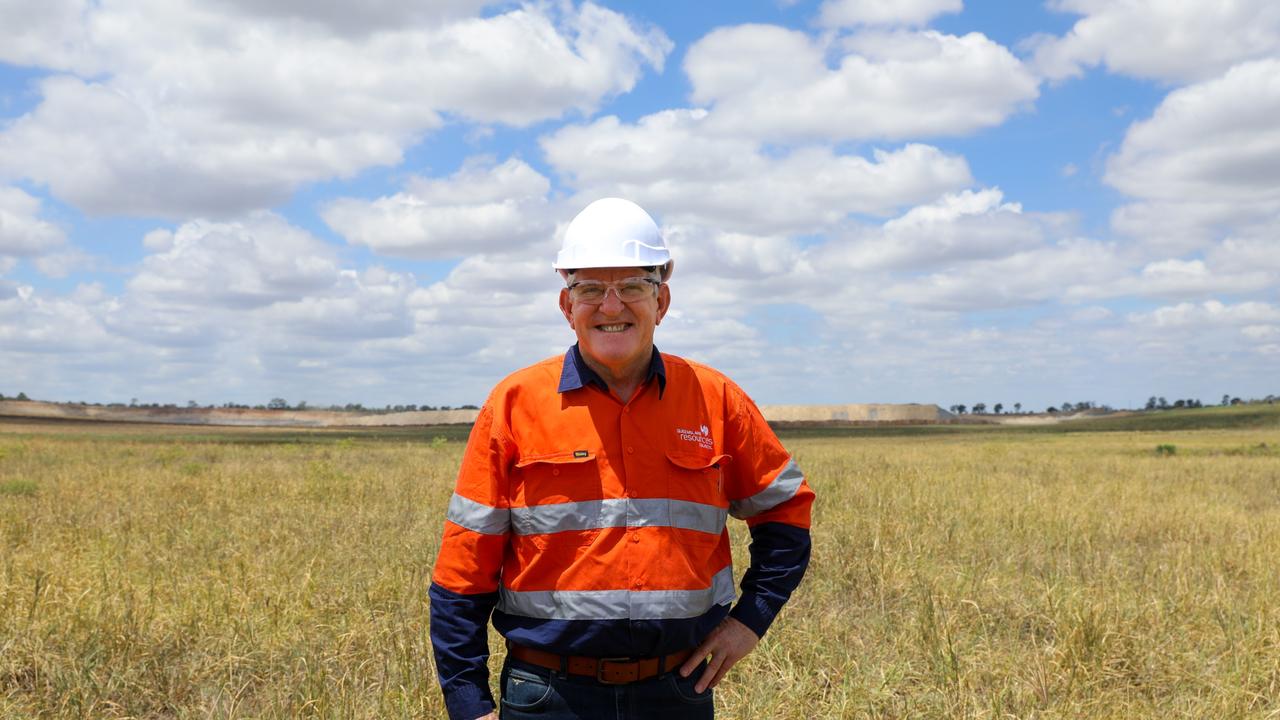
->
[666,452,731,547]
[512,451,602,547]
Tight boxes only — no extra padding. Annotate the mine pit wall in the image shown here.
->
[760,403,954,423]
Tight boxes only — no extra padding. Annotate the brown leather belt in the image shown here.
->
[508,643,696,685]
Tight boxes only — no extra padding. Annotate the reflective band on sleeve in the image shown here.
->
[446,493,511,535]
[509,498,727,536]
[729,458,805,519]
[498,565,737,620]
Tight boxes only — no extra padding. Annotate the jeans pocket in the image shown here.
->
[502,665,555,711]
[665,668,714,705]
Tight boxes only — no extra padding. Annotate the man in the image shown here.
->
[430,198,815,719]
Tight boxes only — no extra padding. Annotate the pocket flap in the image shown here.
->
[515,450,596,468]
[665,452,731,470]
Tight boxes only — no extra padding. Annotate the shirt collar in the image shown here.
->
[558,343,666,399]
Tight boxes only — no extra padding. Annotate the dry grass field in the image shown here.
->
[3,409,1280,718]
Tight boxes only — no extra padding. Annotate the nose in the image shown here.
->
[598,287,626,313]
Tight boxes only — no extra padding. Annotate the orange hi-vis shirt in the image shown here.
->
[429,347,814,720]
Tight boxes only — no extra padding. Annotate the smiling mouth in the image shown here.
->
[596,323,631,333]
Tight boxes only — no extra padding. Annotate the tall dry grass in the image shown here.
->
[3,421,1280,718]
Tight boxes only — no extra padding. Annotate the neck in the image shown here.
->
[581,348,651,403]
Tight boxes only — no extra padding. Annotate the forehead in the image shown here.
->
[568,267,652,282]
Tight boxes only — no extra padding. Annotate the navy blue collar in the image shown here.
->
[558,344,666,399]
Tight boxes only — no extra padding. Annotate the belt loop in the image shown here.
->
[558,653,568,680]
[658,653,666,675]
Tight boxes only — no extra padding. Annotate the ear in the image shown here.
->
[655,282,670,326]
[559,287,575,327]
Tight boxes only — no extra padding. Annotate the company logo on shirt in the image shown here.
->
[676,424,713,450]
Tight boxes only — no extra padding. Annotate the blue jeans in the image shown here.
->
[499,657,714,719]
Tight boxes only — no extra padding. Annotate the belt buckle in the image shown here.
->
[596,657,637,685]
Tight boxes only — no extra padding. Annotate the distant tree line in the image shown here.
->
[944,393,1278,416]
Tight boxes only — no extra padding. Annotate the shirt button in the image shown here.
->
[633,581,642,589]
[626,446,634,454]
[623,406,630,413]
[631,535,641,544]
[552,468,560,476]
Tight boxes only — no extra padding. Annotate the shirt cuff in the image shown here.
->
[444,683,495,720]
[728,592,776,639]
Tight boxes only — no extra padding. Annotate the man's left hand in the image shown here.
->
[679,617,760,693]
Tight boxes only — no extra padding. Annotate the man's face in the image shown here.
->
[559,266,670,374]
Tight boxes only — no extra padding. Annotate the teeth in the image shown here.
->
[598,324,628,333]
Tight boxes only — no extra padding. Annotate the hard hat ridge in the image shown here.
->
[554,198,672,273]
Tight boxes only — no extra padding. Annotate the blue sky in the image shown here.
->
[2,0,1278,411]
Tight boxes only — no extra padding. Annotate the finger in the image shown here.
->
[706,657,734,690]
[680,633,716,677]
[695,652,725,694]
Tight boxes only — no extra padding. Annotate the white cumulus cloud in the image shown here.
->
[1031,0,1280,83]
[323,158,553,260]
[816,188,1054,271]
[542,109,973,234]
[684,25,1038,142]
[0,1,671,218]
[128,214,342,309]
[1106,59,1280,252]
[0,186,65,257]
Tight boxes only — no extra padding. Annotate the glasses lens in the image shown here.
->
[570,282,605,303]
[616,281,651,302]
[569,279,655,304]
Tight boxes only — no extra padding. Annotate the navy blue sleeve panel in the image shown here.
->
[729,522,812,638]
[428,582,499,720]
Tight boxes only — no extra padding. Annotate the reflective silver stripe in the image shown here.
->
[446,493,510,535]
[510,498,726,536]
[498,565,737,620]
[729,458,805,519]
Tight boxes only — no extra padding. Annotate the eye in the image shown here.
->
[573,284,605,301]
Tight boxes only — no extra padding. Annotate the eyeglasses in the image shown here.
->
[566,278,660,305]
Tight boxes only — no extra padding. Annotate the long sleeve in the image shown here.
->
[429,583,499,719]
[728,522,811,637]
[720,382,816,638]
[429,403,514,720]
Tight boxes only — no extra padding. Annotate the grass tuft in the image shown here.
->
[0,478,37,496]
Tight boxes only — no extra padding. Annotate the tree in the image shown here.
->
[1231,397,1243,405]
[1047,406,1058,414]
[1173,399,1186,408]
[16,392,29,401]
[955,404,966,415]
[1158,397,1169,409]
[1061,401,1074,413]
[994,403,1003,414]
[1146,396,1157,410]
[268,398,288,410]
[1014,402,1021,414]
[973,402,987,414]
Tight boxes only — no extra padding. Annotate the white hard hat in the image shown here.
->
[554,198,672,272]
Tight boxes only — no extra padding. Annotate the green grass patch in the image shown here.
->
[0,478,37,496]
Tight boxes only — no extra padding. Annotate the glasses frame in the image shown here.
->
[565,277,661,305]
